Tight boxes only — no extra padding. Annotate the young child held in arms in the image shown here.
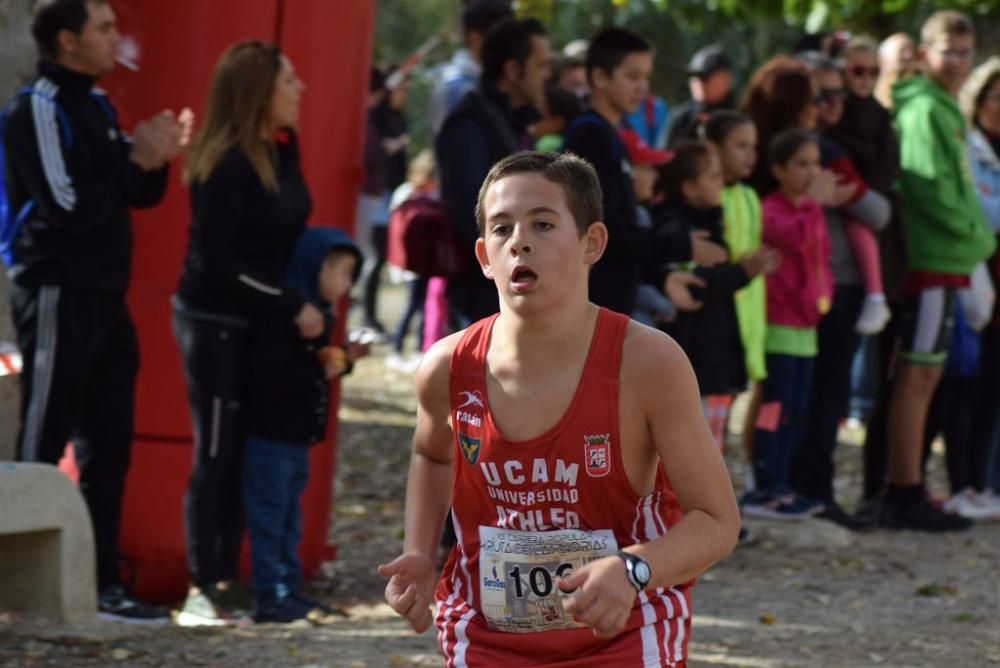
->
[379,151,739,666]
[744,130,832,520]
[243,227,366,623]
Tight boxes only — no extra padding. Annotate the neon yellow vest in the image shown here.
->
[722,184,767,380]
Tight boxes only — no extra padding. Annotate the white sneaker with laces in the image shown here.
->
[943,488,1000,520]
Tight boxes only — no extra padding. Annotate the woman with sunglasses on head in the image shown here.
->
[173,40,318,626]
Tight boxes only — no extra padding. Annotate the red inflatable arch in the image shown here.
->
[59,0,376,603]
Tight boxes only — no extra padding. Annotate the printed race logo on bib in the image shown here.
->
[584,434,611,478]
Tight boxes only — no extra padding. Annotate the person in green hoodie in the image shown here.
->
[881,10,996,532]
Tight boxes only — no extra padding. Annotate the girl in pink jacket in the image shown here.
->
[743,129,833,520]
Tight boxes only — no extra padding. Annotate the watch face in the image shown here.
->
[634,560,651,585]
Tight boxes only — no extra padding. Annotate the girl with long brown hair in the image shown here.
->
[172,40,322,626]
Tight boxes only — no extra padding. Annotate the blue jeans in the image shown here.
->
[243,437,310,603]
[793,285,864,502]
[754,353,815,495]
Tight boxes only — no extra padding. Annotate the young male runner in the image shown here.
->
[379,151,739,666]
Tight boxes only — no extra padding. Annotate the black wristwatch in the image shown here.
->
[617,550,651,592]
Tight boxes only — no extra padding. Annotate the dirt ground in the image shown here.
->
[2,285,999,667]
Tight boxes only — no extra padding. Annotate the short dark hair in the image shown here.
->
[585,28,651,83]
[769,128,817,167]
[480,17,547,85]
[475,151,603,237]
[544,85,584,121]
[655,141,712,200]
[32,0,106,61]
[462,0,513,36]
[702,110,753,145]
[369,66,387,93]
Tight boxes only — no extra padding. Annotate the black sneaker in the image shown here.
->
[817,501,876,532]
[176,584,251,627]
[854,493,883,524]
[252,595,313,624]
[98,585,170,625]
[879,497,975,532]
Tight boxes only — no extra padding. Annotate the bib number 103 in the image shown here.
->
[508,563,574,599]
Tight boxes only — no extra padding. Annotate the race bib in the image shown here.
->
[478,526,618,633]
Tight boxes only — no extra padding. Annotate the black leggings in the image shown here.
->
[173,308,249,586]
[363,226,388,326]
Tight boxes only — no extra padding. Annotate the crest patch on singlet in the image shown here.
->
[459,433,481,465]
[583,434,611,477]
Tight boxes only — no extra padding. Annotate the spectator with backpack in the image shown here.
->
[386,150,442,371]
[1,0,188,622]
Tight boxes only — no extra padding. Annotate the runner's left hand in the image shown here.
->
[559,556,636,638]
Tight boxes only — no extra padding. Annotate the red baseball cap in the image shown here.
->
[619,129,673,166]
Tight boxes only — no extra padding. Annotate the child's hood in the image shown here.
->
[287,226,363,305]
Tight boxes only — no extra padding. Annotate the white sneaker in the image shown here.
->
[855,294,891,335]
[943,488,1000,521]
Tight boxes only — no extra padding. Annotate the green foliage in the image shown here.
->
[374,0,1000,147]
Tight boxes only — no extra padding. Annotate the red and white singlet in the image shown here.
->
[435,308,692,667]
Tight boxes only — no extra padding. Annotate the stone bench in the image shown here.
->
[0,462,95,623]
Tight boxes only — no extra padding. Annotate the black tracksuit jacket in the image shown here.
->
[1,62,167,292]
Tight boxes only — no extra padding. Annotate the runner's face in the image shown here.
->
[476,173,605,314]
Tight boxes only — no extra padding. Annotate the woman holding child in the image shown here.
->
[172,40,322,625]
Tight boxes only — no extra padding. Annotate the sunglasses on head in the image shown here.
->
[849,65,880,78]
[815,88,847,104]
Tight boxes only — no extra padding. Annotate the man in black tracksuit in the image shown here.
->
[1,0,184,621]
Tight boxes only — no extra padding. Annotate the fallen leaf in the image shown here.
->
[759,614,776,625]
[916,583,958,597]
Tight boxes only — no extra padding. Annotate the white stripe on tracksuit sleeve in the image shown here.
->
[31,79,77,212]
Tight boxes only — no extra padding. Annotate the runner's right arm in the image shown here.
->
[378,333,459,632]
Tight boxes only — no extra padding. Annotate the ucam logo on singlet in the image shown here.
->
[584,433,611,477]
